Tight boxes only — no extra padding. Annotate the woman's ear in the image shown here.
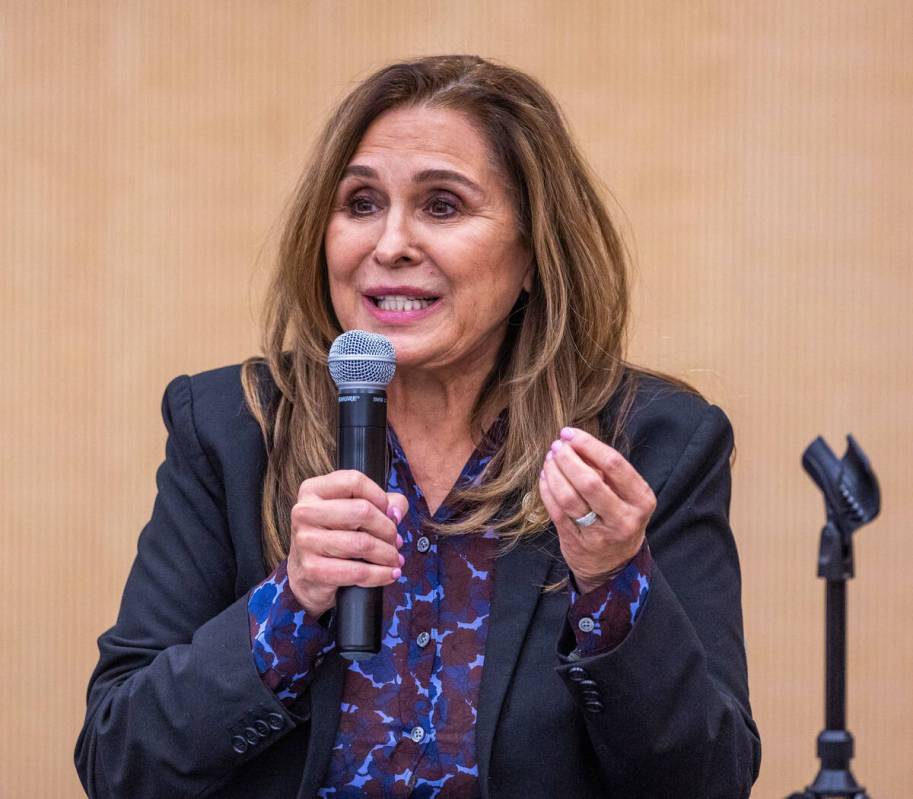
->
[522,255,535,294]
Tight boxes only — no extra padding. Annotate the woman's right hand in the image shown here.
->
[287,470,408,618]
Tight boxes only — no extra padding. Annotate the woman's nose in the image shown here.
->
[373,208,421,267]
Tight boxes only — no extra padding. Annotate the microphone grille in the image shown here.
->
[328,330,397,388]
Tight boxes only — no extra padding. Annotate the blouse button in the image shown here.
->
[577,616,595,633]
[416,536,431,553]
[416,631,431,648]
[409,725,426,743]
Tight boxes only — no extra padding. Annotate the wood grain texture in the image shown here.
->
[2,2,911,796]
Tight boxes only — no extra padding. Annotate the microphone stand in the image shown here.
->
[786,435,880,799]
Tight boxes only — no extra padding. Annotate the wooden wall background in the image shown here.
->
[3,2,911,796]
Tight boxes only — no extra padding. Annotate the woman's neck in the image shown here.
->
[387,366,498,515]
[388,367,484,442]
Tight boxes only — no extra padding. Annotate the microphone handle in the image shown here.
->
[336,387,388,659]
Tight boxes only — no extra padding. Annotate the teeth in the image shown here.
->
[375,295,436,312]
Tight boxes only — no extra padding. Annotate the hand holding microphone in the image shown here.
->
[286,471,406,618]
[285,330,405,658]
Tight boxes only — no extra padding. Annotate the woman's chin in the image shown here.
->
[383,343,428,371]
[360,329,432,363]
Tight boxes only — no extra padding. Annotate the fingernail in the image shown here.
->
[398,554,405,566]
[388,506,402,524]
[551,440,563,453]
[560,427,575,440]
[396,534,403,548]
[392,568,402,579]
[545,451,554,461]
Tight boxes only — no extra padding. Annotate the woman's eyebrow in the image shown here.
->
[342,164,377,179]
[341,164,483,196]
[413,168,483,195]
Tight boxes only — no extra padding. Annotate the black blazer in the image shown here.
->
[75,366,761,798]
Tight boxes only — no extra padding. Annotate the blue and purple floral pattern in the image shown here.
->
[567,541,652,657]
[248,559,335,705]
[247,418,653,797]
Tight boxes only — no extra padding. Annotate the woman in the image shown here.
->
[76,55,760,798]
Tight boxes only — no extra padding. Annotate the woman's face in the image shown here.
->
[325,105,532,381]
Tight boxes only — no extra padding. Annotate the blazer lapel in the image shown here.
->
[476,533,561,798]
[296,650,346,799]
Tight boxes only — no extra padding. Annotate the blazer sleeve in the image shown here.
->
[556,403,761,798]
[75,376,308,799]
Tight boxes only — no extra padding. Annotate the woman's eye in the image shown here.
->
[427,195,459,218]
[347,195,378,216]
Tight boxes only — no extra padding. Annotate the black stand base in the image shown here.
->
[806,730,868,799]
[787,793,868,799]
[784,645,872,799]
[785,729,869,798]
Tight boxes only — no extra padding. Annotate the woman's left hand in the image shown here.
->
[539,427,656,594]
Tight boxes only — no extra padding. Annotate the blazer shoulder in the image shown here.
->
[609,368,733,493]
[163,361,273,473]
[625,369,719,430]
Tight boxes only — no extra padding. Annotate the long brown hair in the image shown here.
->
[242,55,645,570]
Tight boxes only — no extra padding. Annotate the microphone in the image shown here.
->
[327,330,397,660]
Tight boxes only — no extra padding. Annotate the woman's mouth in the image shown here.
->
[371,295,438,312]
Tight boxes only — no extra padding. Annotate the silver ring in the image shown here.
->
[573,510,599,527]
